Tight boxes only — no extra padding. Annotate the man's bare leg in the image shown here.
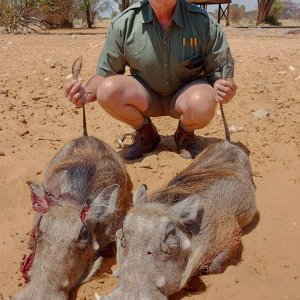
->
[175,82,216,131]
[173,82,216,158]
[96,75,160,160]
[96,75,149,129]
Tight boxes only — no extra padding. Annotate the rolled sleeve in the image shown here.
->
[96,25,127,77]
[204,19,233,85]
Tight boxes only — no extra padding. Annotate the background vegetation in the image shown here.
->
[0,0,299,33]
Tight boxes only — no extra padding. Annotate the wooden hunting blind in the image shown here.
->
[189,0,231,25]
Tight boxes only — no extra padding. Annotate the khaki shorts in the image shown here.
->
[133,77,210,119]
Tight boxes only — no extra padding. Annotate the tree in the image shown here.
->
[230,4,246,23]
[256,0,276,24]
[80,0,95,28]
[120,0,139,11]
[269,0,284,18]
[281,0,300,19]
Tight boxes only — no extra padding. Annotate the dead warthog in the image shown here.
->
[98,141,257,300]
[13,136,132,300]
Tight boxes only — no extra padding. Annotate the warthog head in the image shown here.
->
[14,181,121,300]
[99,184,198,300]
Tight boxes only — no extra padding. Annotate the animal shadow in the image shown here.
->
[170,275,207,299]
[70,245,117,300]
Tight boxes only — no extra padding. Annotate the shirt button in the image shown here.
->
[166,82,169,85]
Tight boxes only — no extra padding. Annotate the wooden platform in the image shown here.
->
[189,0,231,25]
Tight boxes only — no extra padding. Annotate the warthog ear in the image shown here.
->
[170,194,200,223]
[133,184,148,205]
[27,181,56,213]
[87,184,120,222]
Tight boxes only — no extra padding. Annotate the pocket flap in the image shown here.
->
[181,54,205,70]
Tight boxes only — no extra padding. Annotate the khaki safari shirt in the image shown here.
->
[96,0,232,95]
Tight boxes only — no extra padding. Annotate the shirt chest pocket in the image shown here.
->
[181,54,205,81]
[124,31,148,57]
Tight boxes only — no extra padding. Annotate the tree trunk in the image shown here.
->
[85,7,92,28]
[256,0,275,24]
[121,0,130,11]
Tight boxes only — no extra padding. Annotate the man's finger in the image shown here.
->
[69,81,82,98]
[65,80,78,96]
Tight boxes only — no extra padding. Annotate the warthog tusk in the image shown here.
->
[156,276,166,288]
[95,292,101,300]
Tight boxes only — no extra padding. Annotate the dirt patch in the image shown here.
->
[0,25,299,299]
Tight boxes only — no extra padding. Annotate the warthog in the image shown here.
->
[98,141,257,300]
[13,136,132,300]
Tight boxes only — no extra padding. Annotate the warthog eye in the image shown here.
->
[76,226,92,250]
[116,228,126,248]
[160,223,180,255]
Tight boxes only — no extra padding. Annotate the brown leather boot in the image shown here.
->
[124,118,161,160]
[174,122,199,159]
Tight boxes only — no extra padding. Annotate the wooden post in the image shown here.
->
[189,0,231,25]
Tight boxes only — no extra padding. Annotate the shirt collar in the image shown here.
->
[142,0,184,28]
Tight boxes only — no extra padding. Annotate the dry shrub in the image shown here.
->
[0,0,74,34]
[230,4,246,23]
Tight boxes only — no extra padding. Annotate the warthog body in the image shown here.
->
[14,136,132,300]
[100,141,256,299]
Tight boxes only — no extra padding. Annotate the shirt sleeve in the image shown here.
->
[96,24,127,77]
[203,19,234,85]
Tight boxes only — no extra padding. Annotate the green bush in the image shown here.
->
[265,15,282,25]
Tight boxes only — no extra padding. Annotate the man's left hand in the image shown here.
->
[213,79,237,104]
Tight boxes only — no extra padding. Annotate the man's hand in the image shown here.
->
[213,79,237,104]
[65,80,96,107]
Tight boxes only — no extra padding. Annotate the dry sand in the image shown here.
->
[0,24,299,299]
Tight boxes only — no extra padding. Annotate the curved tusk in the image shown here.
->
[181,237,191,250]
[95,292,101,300]
[156,276,166,288]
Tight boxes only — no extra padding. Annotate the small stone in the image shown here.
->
[234,279,239,283]
[252,108,269,118]
[289,66,296,71]
[31,96,43,101]
[36,171,42,175]
[66,73,73,80]
[229,125,244,133]
[0,151,5,156]
[0,89,8,95]
[139,154,159,173]
[277,71,286,75]
[19,130,29,137]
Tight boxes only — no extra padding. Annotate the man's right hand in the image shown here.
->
[65,80,96,107]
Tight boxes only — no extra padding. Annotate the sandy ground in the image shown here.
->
[0,23,300,300]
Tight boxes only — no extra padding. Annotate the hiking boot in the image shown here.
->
[124,118,161,160]
[174,123,199,159]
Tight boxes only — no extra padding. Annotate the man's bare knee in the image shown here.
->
[176,91,216,129]
[96,77,120,109]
